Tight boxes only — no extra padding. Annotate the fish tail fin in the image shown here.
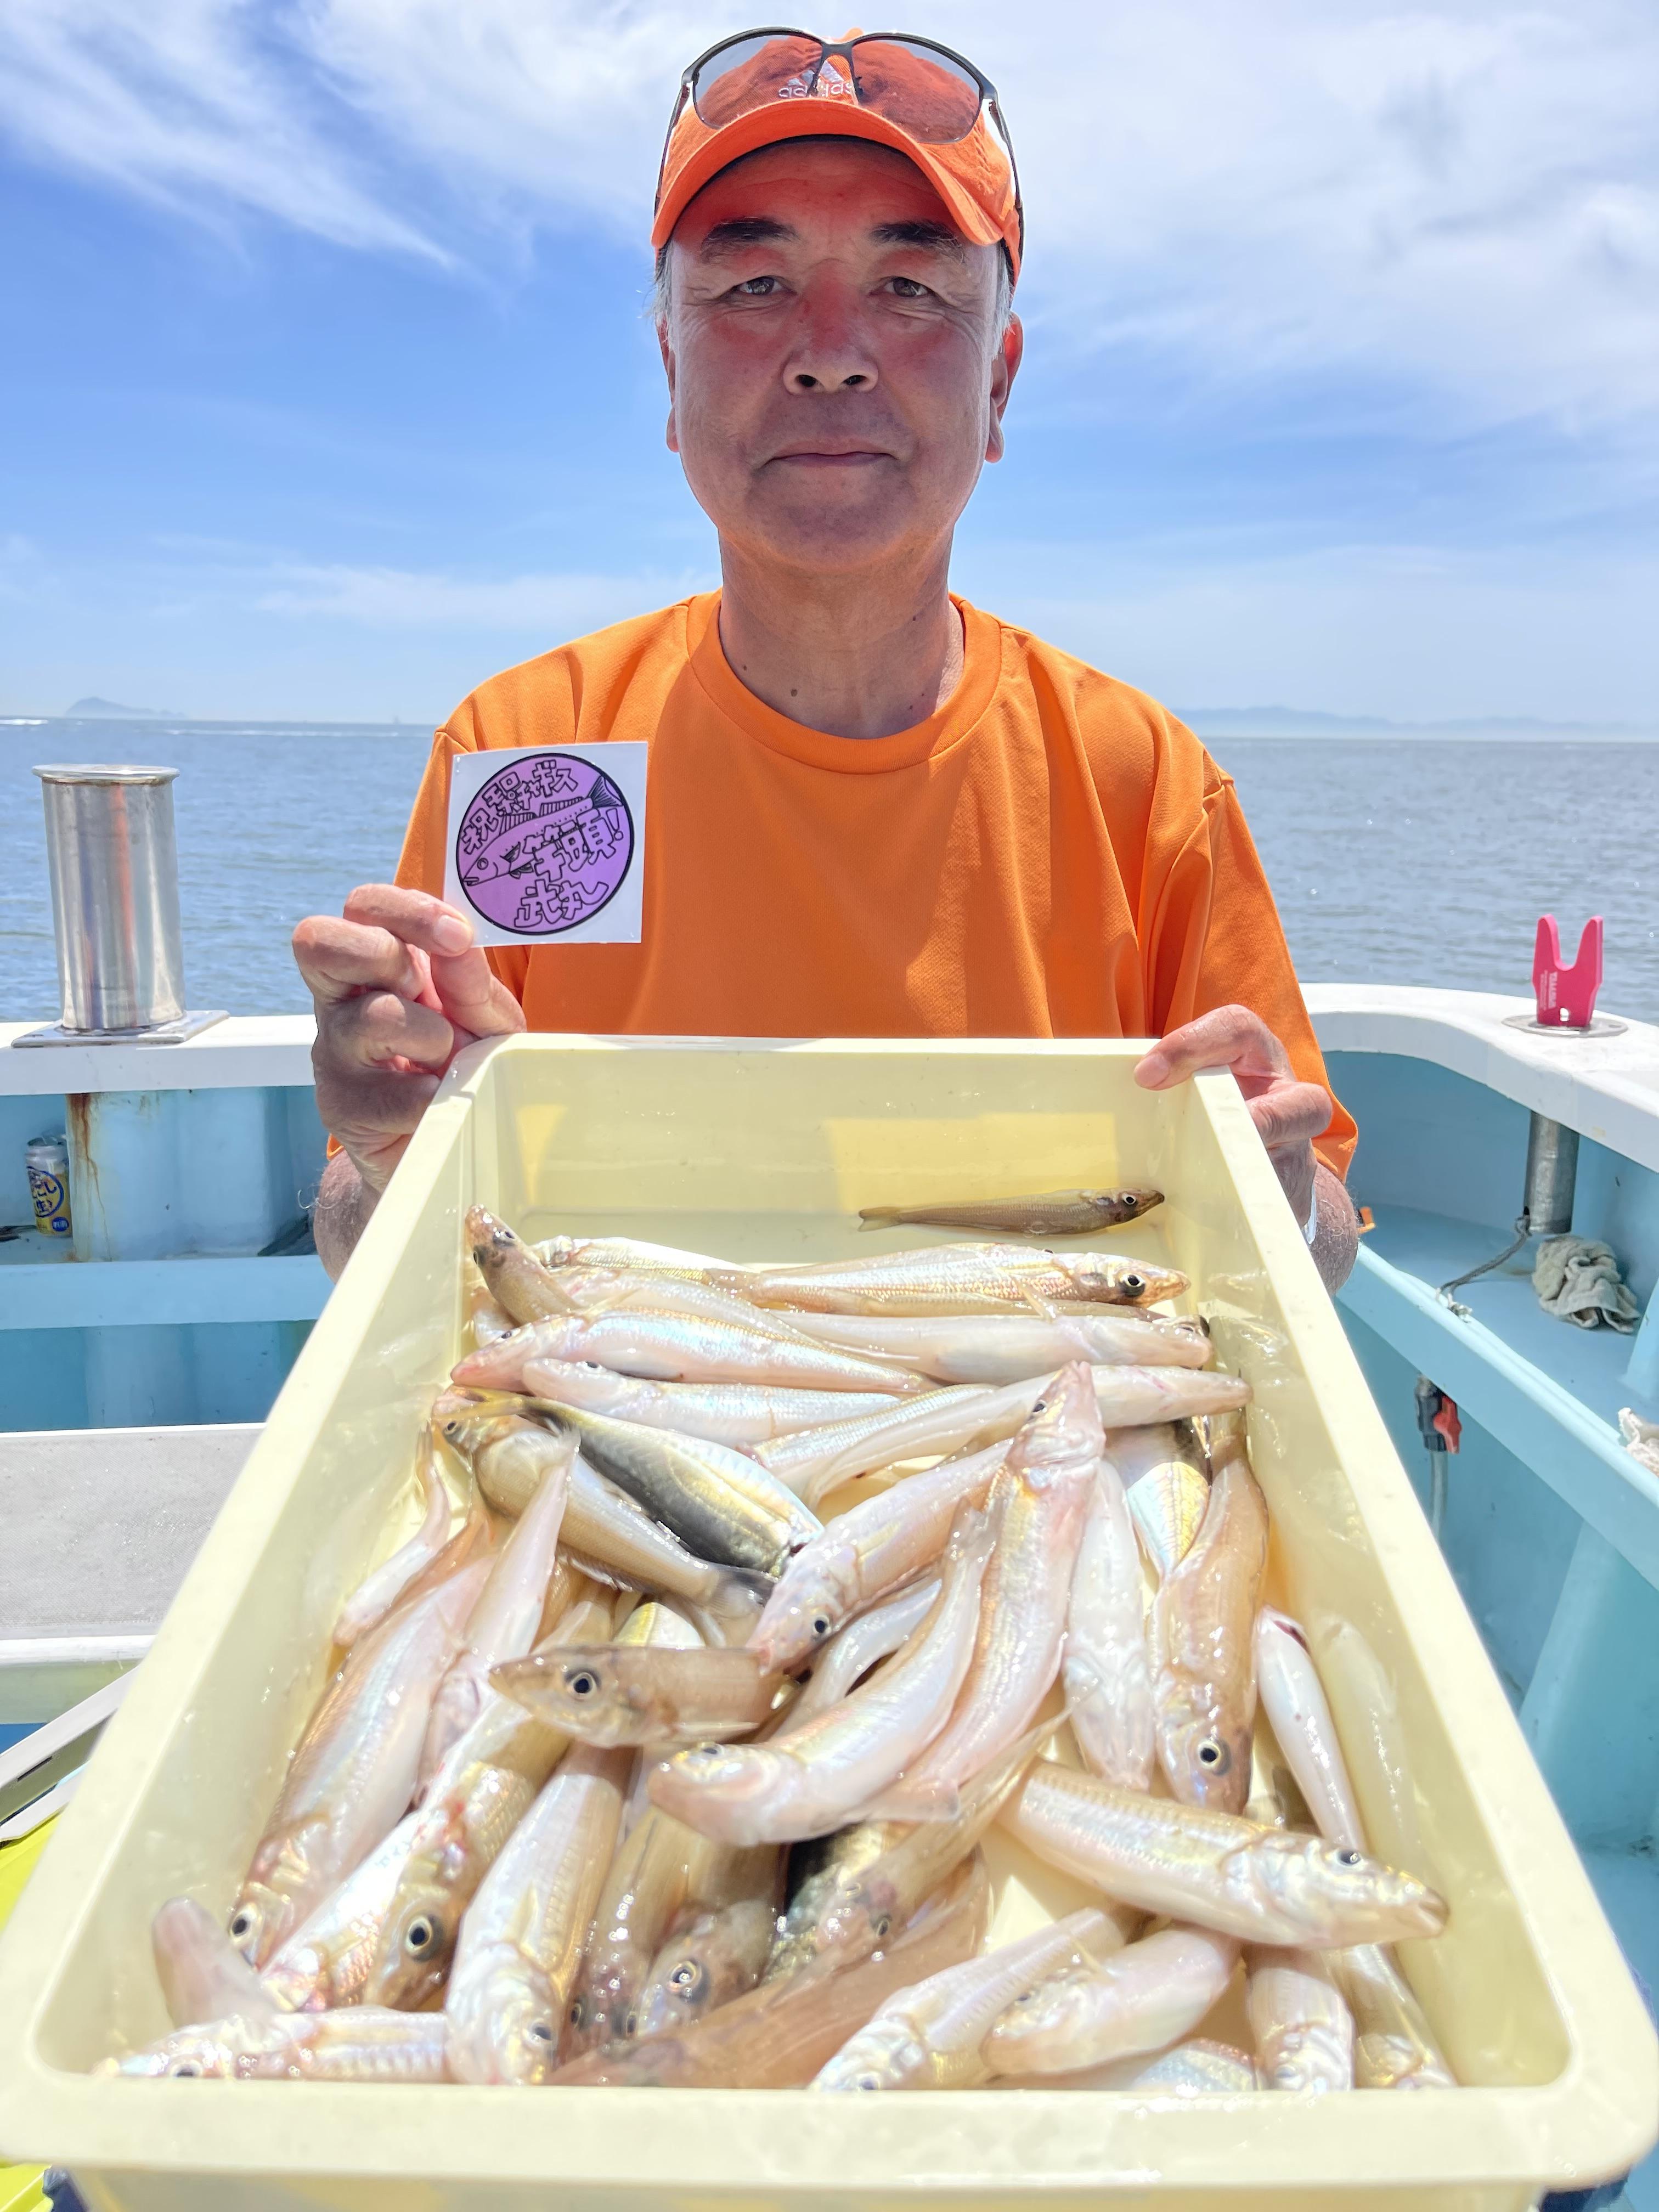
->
[857,1206,906,1229]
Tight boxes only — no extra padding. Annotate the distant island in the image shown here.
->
[0,702,1648,742]
[1178,706,1659,741]
[64,697,169,720]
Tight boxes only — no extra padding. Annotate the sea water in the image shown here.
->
[2,720,1656,1025]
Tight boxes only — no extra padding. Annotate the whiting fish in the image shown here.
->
[857,1188,1165,1238]
[760,1368,1249,1509]
[109,2007,451,2083]
[1149,1423,1268,1812]
[151,1898,275,2029]
[536,1232,731,1281]
[1327,1942,1457,2089]
[649,1503,996,1845]
[751,1437,1009,1671]
[985,1924,1239,2078]
[547,1856,991,2089]
[517,1359,909,1448]
[1065,1446,1156,1790]
[493,1644,786,1750]
[357,1594,614,2013]
[454,1309,922,1398]
[783,1577,943,1729]
[332,1424,459,1650]
[1003,1762,1448,1949]
[444,1406,772,1644]
[772,1724,1059,1982]
[812,1906,1112,2090]
[1246,1948,1355,2092]
[228,1558,490,1968]
[420,1429,575,1786]
[1254,1607,1364,1852]
[900,1365,1101,1792]
[444,1741,631,2084]
[262,1812,426,2013]
[780,1307,1211,1382]
[721,1243,1187,1317]
[992,2036,1259,2094]
[634,1895,780,2039]
[1121,1427,1211,1581]
[527,1400,820,1577]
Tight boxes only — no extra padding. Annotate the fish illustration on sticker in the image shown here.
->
[445,744,648,946]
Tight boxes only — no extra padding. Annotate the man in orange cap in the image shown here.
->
[295,27,1358,1289]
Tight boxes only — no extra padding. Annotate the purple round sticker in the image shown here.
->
[454,752,635,936]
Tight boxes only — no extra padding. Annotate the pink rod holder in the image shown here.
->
[1533,915,1603,1029]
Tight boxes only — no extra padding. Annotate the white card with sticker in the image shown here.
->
[444,743,647,947]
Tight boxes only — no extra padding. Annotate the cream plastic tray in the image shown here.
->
[0,1035,1652,2211]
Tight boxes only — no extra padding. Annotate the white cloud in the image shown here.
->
[0,0,445,256]
[252,558,708,628]
[3,2,1655,428]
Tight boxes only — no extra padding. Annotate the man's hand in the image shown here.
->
[292,885,524,1275]
[1133,1003,1357,1291]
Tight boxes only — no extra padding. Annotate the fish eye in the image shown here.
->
[1337,1849,1363,1866]
[565,1668,601,1697]
[228,1906,257,1943]
[526,2020,556,2044]
[810,1615,832,1639]
[668,1961,697,1990]
[686,1742,722,1761]
[853,2072,884,2091]
[568,1997,586,2028]
[1196,1737,1229,1772]
[168,2059,202,2078]
[1124,1273,1147,1295]
[622,2010,639,2036]
[872,1914,892,1940]
[1031,1400,1046,1415]
[405,1915,441,1956]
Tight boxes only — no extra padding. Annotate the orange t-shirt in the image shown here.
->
[398,591,1354,1177]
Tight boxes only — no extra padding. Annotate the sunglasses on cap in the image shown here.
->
[656,27,1023,258]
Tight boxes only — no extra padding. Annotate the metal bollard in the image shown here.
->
[33,765,186,1031]
[15,765,223,1048]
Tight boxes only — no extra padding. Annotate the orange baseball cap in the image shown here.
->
[652,29,1022,281]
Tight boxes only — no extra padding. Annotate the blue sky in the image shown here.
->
[2,0,1656,725]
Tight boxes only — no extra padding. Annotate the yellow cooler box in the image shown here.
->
[0,1035,1652,2211]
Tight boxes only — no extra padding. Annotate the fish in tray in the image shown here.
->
[649,1502,997,1846]
[440,1401,774,1643]
[493,1644,787,1750]
[898,1363,1102,1795]
[811,1906,1115,2090]
[227,1556,492,1969]
[984,1924,1241,2080]
[715,1242,1188,1317]
[454,1308,919,1397]
[633,1893,781,2038]
[444,1740,632,2084]
[756,1365,1250,1507]
[1065,1441,1156,1791]
[509,1359,911,1447]
[548,1855,991,2089]
[776,1306,1211,1383]
[1003,1762,1447,1948]
[116,1194,1469,2105]
[1149,1415,1269,1813]
[751,1435,1009,1671]
[108,2007,452,2083]
[857,1187,1164,1237]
